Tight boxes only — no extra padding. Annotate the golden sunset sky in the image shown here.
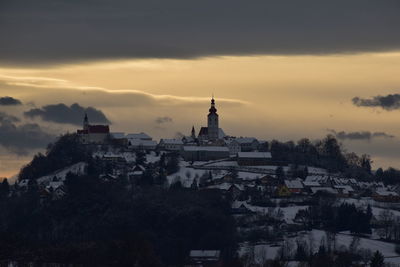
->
[1,1,400,177]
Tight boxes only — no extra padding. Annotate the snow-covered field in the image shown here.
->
[36,162,87,184]
[239,229,400,265]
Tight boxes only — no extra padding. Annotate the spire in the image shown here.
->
[209,96,217,114]
[83,113,89,130]
[191,126,196,139]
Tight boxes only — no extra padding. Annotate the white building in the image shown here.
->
[159,139,184,151]
[128,139,157,150]
[181,146,230,161]
[225,139,241,155]
[235,137,259,152]
[126,132,152,140]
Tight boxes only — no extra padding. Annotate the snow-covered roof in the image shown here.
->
[110,132,125,139]
[305,175,327,184]
[375,190,399,197]
[189,250,220,258]
[207,182,244,191]
[47,181,64,189]
[284,179,304,189]
[129,139,157,146]
[18,179,30,186]
[235,137,258,144]
[160,139,184,145]
[303,181,321,187]
[237,152,271,159]
[334,185,354,192]
[310,187,338,194]
[126,132,152,140]
[349,178,357,184]
[183,146,229,152]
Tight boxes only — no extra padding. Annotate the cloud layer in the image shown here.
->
[353,94,400,110]
[155,116,173,124]
[0,96,22,106]
[0,112,55,155]
[24,103,110,126]
[1,0,400,64]
[328,129,395,141]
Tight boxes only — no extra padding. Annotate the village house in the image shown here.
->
[372,190,400,202]
[126,132,153,140]
[206,182,244,200]
[128,139,157,150]
[235,137,259,152]
[284,178,304,194]
[159,139,184,151]
[110,132,128,146]
[182,146,230,161]
[237,152,272,166]
[186,250,221,267]
[224,139,241,155]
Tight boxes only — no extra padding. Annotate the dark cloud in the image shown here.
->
[0,96,22,105]
[24,103,110,126]
[352,94,400,110]
[1,0,400,65]
[0,112,20,123]
[0,112,55,155]
[155,116,173,124]
[328,129,395,141]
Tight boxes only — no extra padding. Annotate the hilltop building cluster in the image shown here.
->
[76,97,272,163]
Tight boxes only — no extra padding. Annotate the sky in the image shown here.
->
[1,0,400,177]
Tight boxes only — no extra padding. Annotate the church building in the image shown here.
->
[197,97,226,142]
[77,113,110,144]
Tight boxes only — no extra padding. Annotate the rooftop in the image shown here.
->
[237,152,272,158]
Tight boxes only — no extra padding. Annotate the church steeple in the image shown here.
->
[191,126,196,139]
[207,96,219,141]
[209,96,217,114]
[83,113,89,131]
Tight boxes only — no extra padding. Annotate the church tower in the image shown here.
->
[83,113,89,131]
[207,97,219,141]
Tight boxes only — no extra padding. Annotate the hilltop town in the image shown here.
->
[2,97,400,266]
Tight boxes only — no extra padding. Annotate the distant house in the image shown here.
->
[373,190,400,202]
[225,139,241,155]
[128,165,146,183]
[284,179,304,194]
[110,132,128,146]
[237,152,272,166]
[186,250,221,267]
[128,139,157,150]
[182,146,230,161]
[231,203,253,215]
[310,187,338,196]
[235,137,259,152]
[102,153,126,163]
[334,185,355,197]
[206,183,244,200]
[159,139,184,151]
[126,132,153,141]
[276,184,291,197]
